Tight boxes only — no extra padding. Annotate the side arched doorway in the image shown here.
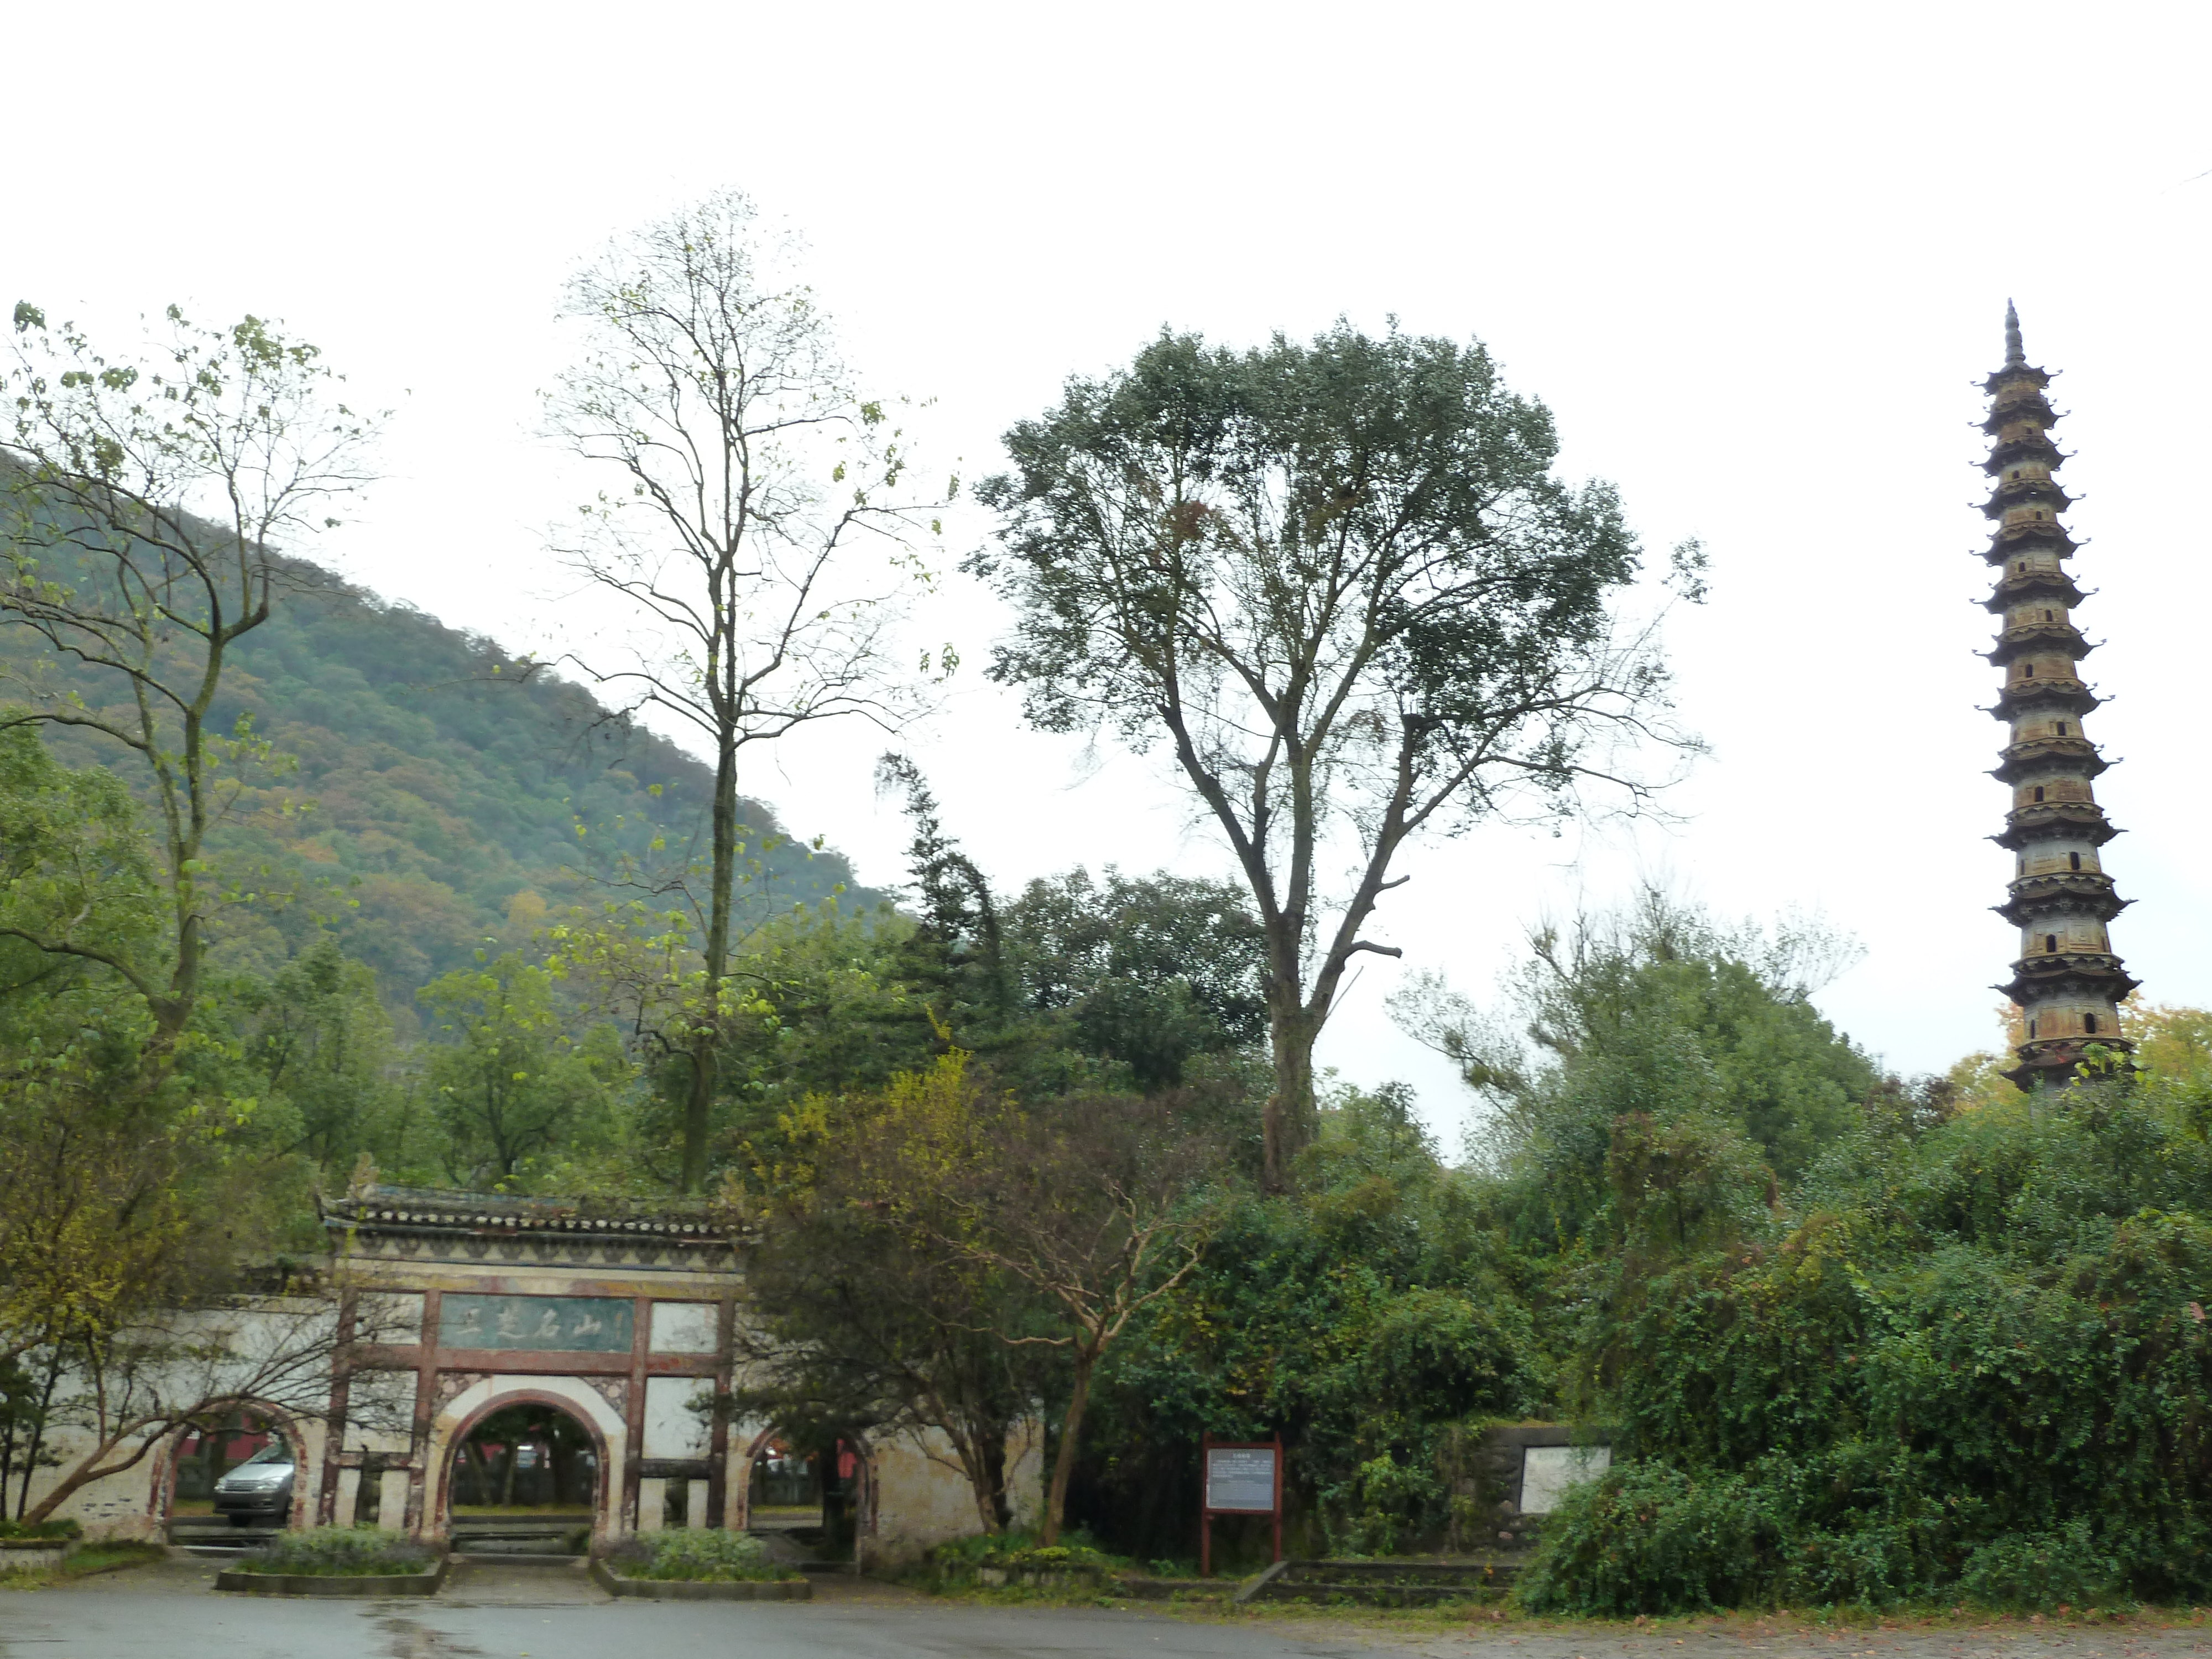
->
[158,1402,314,1545]
[426,1381,624,1551]
[737,1425,871,1564]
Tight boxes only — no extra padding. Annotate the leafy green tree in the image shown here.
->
[731,1093,1056,1535]
[847,1052,1222,1545]
[1003,866,1267,1091]
[543,189,950,1191]
[241,937,422,1180]
[974,323,1697,1189]
[419,954,628,1186]
[1394,893,1877,1256]
[1080,1084,1539,1558]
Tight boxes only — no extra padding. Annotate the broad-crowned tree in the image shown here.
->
[544,190,951,1191]
[974,323,1695,1189]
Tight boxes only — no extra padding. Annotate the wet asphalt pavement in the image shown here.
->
[10,1556,2212,1659]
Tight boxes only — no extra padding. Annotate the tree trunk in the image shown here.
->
[1262,992,1319,1194]
[15,1348,62,1520]
[681,732,740,1193]
[21,1427,151,1525]
[962,1419,1010,1535]
[1040,1350,1095,1547]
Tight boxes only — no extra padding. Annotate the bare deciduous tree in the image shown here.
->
[543,191,952,1191]
[1,302,377,1046]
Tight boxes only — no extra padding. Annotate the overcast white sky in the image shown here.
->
[7,2,2208,1141]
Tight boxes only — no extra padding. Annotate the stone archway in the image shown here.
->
[151,1400,320,1542]
[426,1379,626,1547]
[734,1422,873,1561]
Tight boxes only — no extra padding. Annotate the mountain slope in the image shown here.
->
[3,556,883,998]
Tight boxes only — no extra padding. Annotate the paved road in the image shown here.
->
[11,1557,2212,1659]
[4,1559,1391,1659]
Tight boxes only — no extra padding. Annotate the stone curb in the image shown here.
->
[0,1542,71,1572]
[589,1559,812,1600]
[215,1557,450,1597]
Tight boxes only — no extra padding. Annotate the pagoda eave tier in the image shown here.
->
[2002,1037,2135,1088]
[1991,681,2100,720]
[1984,571,2085,611]
[1996,954,2142,1005]
[1983,435,2063,473]
[1991,801,2119,849]
[1985,626,2091,666]
[1993,878,2130,926]
[1990,738,2108,782]
[1983,481,2074,518]
[1983,520,2077,561]
[1982,388,2054,429]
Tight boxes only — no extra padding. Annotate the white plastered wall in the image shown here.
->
[17,1301,335,1541]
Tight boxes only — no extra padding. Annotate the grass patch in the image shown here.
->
[601,1528,800,1583]
[233,1526,437,1577]
[1,1539,167,1592]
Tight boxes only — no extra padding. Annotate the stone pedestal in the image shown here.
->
[377,1469,410,1531]
[332,1466,362,1528]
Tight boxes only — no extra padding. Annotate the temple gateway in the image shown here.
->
[35,1186,1037,1567]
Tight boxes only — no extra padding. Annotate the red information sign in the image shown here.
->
[1199,1433,1282,1576]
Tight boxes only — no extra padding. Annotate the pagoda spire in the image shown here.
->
[1979,307,2137,1087]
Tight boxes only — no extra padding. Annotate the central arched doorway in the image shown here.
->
[433,1389,612,1556]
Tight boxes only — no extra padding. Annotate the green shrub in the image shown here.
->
[1959,1523,2125,1611]
[919,1528,1122,1586]
[1518,1464,1777,1615]
[603,1528,798,1582]
[237,1527,436,1577]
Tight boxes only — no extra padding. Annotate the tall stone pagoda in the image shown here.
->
[1981,303,2137,1087]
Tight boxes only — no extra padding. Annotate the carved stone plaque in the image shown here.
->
[1518,1444,1610,1514]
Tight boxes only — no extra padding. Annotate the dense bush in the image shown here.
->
[239,1527,436,1577]
[603,1527,797,1582]
[1074,1086,1543,1557]
[1522,1077,2212,1612]
[919,1528,1123,1587]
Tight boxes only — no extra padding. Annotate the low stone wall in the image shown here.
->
[588,1560,811,1600]
[1459,1424,1613,1550]
[216,1558,450,1597]
[0,1542,70,1572]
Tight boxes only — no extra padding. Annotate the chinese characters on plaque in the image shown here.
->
[1203,1444,1279,1512]
[438,1294,634,1354]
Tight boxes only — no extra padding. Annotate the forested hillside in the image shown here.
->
[1,553,878,1001]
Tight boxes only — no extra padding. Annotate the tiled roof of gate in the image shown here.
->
[320,1185,744,1244]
